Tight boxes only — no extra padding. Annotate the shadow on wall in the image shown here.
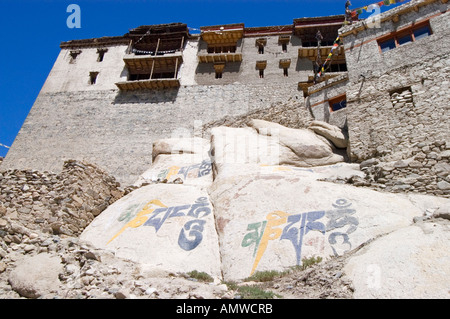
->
[194,61,243,84]
[113,88,180,104]
[195,61,243,75]
[296,58,314,72]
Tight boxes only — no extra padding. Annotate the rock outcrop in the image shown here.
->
[1,121,449,299]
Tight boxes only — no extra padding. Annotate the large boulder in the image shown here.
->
[135,154,213,187]
[344,219,450,299]
[152,137,210,162]
[8,253,63,299]
[308,120,348,149]
[210,121,345,178]
[208,163,448,281]
[135,137,213,187]
[80,184,221,279]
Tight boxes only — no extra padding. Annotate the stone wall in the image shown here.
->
[306,73,349,129]
[342,0,450,162]
[2,82,303,186]
[0,160,123,238]
[355,140,450,198]
[195,34,313,85]
[202,98,312,135]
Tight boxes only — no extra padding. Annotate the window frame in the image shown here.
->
[377,21,432,53]
[328,94,347,113]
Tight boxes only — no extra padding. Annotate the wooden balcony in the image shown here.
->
[115,78,180,91]
[198,52,243,63]
[123,53,183,73]
[298,46,345,62]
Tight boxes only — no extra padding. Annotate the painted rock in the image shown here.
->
[80,184,221,279]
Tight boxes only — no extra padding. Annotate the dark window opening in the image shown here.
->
[283,68,289,77]
[302,40,335,47]
[152,72,176,79]
[97,49,107,62]
[398,33,412,46]
[89,72,99,85]
[282,43,287,53]
[129,73,150,81]
[208,45,237,54]
[379,38,396,52]
[329,63,348,72]
[329,94,347,112]
[413,25,431,40]
[215,71,223,79]
[258,45,264,54]
[69,50,81,63]
[259,69,264,78]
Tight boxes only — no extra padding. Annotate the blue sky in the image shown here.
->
[0,0,408,158]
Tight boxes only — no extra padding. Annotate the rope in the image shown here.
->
[0,143,10,149]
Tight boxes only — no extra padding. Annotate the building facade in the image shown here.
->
[2,0,449,191]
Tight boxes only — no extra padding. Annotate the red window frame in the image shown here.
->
[377,21,432,53]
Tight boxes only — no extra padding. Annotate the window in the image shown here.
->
[69,50,81,63]
[129,73,150,81]
[302,40,336,47]
[413,25,431,40]
[259,69,264,78]
[329,94,347,112]
[379,38,396,52]
[214,63,225,79]
[397,33,412,46]
[278,35,290,53]
[258,45,264,54]
[329,63,348,72]
[256,38,266,54]
[97,48,108,62]
[89,72,99,85]
[152,72,176,79]
[207,45,237,54]
[280,59,291,77]
[378,22,432,53]
[256,60,267,79]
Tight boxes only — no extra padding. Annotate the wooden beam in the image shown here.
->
[155,38,161,55]
[174,58,179,79]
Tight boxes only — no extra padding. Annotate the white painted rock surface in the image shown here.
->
[212,120,345,170]
[344,219,450,299]
[79,127,450,296]
[308,120,348,149]
[134,154,213,187]
[152,137,210,161]
[208,163,447,281]
[80,184,221,279]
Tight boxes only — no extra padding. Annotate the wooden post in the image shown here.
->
[127,40,133,54]
[180,37,185,52]
[150,60,155,79]
[155,38,161,55]
[174,57,179,79]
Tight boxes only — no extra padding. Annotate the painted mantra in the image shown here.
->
[157,160,212,181]
[108,197,212,251]
[241,199,359,275]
